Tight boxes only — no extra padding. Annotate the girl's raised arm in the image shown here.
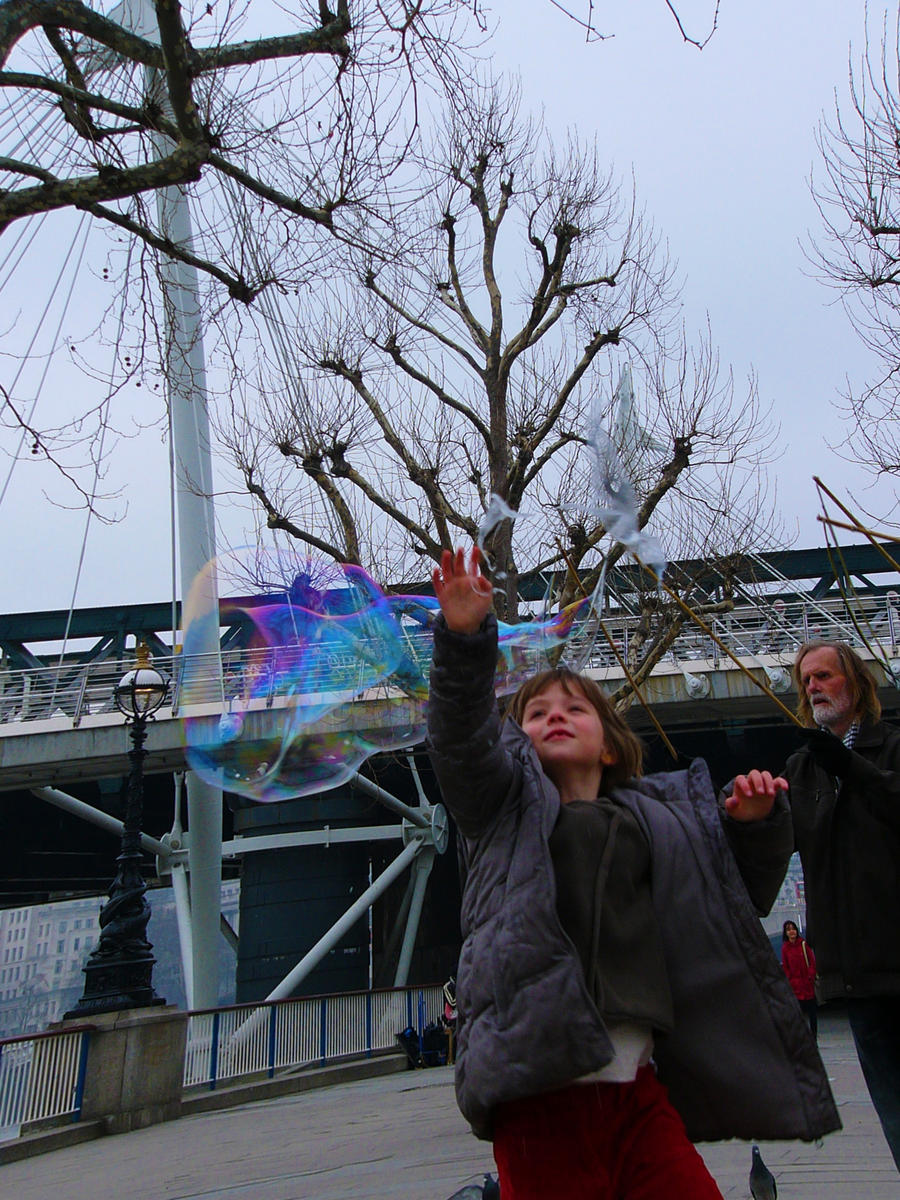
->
[432,546,494,635]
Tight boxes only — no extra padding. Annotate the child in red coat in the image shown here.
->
[782,920,818,1040]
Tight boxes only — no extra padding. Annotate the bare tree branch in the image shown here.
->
[810,9,900,514]
[223,80,782,699]
[0,0,480,509]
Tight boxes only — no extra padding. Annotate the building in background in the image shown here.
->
[0,881,240,1037]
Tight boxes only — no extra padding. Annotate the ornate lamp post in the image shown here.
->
[66,646,169,1017]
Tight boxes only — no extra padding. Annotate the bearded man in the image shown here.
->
[785,640,900,1171]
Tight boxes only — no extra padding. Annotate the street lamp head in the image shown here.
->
[115,644,169,720]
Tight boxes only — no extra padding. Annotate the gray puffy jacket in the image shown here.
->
[427,616,840,1143]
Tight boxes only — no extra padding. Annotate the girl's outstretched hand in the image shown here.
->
[724,770,789,822]
[433,546,494,635]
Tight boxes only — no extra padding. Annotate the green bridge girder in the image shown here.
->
[2,541,899,672]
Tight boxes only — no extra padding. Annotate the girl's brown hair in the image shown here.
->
[506,667,643,791]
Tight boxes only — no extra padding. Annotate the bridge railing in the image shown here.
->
[183,983,443,1090]
[542,591,900,673]
[0,986,441,1142]
[0,1025,92,1142]
[2,593,899,732]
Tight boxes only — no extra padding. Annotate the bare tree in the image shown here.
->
[219,84,780,697]
[0,0,480,502]
[812,10,900,498]
[548,0,721,48]
[0,0,478,286]
[0,0,728,511]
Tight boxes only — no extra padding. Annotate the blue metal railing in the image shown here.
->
[0,1024,95,1142]
[0,985,443,1142]
[182,983,443,1092]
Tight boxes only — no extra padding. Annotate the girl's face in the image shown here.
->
[785,924,798,942]
[520,681,615,780]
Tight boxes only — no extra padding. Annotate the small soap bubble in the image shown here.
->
[476,494,519,550]
[217,711,244,742]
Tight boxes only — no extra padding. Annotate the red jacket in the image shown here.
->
[782,938,817,1002]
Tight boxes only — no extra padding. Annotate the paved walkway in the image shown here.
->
[3,1008,897,1198]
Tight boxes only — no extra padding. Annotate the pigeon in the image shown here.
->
[445,1175,500,1200]
[749,1144,777,1200]
[483,1175,500,1200]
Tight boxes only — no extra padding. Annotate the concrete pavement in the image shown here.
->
[2,1007,896,1198]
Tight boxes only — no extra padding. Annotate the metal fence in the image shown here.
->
[0,1026,91,1142]
[183,984,443,1090]
[0,985,442,1142]
[3,592,899,732]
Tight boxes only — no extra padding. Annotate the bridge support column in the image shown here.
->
[394,847,435,986]
[186,772,222,1009]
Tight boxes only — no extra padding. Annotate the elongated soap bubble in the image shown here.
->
[477,493,519,550]
[181,547,594,803]
[476,493,526,586]
[584,421,666,586]
[563,379,669,668]
[496,595,591,694]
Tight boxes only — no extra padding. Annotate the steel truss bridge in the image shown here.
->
[3,541,900,782]
[1,540,899,1011]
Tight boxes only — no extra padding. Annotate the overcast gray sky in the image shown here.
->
[0,0,895,617]
[489,0,897,525]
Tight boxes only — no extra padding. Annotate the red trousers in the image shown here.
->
[492,1066,723,1199]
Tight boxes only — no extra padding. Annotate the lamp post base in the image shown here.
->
[65,955,166,1019]
[50,1005,188,1134]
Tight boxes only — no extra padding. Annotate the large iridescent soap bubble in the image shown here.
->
[181,547,591,803]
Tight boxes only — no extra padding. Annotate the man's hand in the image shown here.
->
[432,546,494,635]
[801,727,854,777]
[724,770,789,822]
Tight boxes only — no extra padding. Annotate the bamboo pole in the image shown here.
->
[637,562,803,728]
[813,477,900,571]
[817,515,900,545]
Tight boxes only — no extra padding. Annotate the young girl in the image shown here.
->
[427,547,839,1200]
[781,920,818,1041]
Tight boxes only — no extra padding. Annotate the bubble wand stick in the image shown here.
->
[812,479,900,679]
[813,476,900,567]
[635,558,803,728]
[818,514,900,544]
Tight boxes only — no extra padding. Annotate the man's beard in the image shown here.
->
[812,696,853,731]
